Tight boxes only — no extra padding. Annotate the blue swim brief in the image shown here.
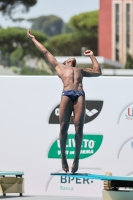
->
[62,90,85,102]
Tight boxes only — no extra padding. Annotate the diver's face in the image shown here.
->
[63,58,76,67]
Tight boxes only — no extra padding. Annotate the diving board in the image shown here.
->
[0,171,24,177]
[0,171,24,196]
[51,172,133,200]
[51,173,133,181]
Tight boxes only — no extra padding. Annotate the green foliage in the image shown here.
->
[0,0,37,16]
[12,18,25,22]
[125,53,133,69]
[70,11,98,32]
[0,28,47,66]
[30,15,64,37]
[11,48,23,60]
[20,66,50,76]
[10,49,24,66]
[45,10,98,56]
[45,31,98,56]
[62,23,73,34]
[10,66,20,74]
[0,9,99,70]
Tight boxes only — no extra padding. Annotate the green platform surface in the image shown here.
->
[0,171,24,176]
[51,173,133,181]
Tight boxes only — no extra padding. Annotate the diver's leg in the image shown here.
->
[59,96,73,172]
[72,95,86,173]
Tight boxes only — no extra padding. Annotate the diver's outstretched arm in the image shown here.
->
[27,30,59,70]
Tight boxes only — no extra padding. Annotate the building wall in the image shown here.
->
[98,0,112,59]
[99,0,133,64]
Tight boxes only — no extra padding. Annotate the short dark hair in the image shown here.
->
[63,61,66,65]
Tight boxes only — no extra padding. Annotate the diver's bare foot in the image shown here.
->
[71,158,79,173]
[62,158,69,173]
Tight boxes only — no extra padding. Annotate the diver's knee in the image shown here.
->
[74,122,83,133]
[60,122,69,133]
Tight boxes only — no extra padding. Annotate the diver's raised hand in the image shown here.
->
[27,30,35,40]
[84,50,93,56]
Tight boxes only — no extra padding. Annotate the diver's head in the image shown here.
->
[63,58,76,67]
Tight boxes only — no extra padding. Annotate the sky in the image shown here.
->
[0,0,99,28]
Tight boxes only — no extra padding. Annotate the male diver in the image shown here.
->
[27,30,102,173]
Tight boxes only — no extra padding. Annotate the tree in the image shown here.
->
[45,11,98,56]
[62,22,73,34]
[0,28,47,66]
[20,66,51,76]
[28,15,64,37]
[69,10,98,33]
[45,31,97,56]
[0,0,37,16]
[125,53,133,69]
[12,18,25,23]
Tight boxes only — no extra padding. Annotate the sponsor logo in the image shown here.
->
[60,186,74,190]
[131,141,133,149]
[58,175,93,191]
[49,100,103,124]
[118,103,133,123]
[117,137,133,158]
[125,108,133,120]
[60,176,93,187]
[46,171,95,192]
[48,134,103,159]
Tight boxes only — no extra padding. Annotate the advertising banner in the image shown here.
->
[0,76,133,197]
